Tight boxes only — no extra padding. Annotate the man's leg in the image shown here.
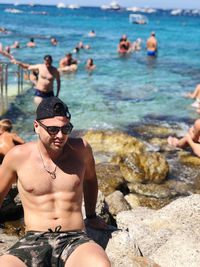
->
[0,255,27,267]
[65,242,111,267]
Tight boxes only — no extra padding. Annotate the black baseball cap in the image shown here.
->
[36,96,71,121]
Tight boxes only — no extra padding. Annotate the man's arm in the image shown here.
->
[83,139,108,229]
[11,59,30,69]
[55,70,61,97]
[0,149,17,207]
[11,59,40,72]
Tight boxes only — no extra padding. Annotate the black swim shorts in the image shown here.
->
[6,228,94,267]
[34,89,54,98]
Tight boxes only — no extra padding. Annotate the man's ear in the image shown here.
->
[34,120,39,134]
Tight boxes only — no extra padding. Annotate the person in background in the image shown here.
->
[0,27,8,33]
[167,119,200,157]
[0,119,24,163]
[0,96,111,267]
[146,31,157,56]
[59,52,78,72]
[86,58,96,72]
[10,41,20,49]
[26,37,36,47]
[0,43,13,60]
[11,55,60,105]
[132,38,142,51]
[186,83,200,111]
[78,41,90,50]
[88,30,96,37]
[117,34,132,54]
[51,37,58,46]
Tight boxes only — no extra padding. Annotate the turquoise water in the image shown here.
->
[1,4,200,140]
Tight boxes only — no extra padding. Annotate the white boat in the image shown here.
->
[5,8,23,13]
[126,7,142,12]
[145,8,157,14]
[57,2,67,8]
[170,9,182,15]
[68,5,80,9]
[129,14,148,24]
[101,5,110,10]
[192,9,200,15]
[110,1,121,10]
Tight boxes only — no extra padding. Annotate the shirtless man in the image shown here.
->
[146,31,157,56]
[0,119,24,163]
[11,55,60,105]
[59,52,78,72]
[117,34,132,54]
[26,37,36,47]
[0,96,110,266]
[167,119,200,157]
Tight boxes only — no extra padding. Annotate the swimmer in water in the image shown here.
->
[146,31,157,56]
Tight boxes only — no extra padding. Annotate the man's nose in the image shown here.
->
[56,129,64,138]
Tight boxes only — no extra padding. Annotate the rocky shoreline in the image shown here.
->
[1,124,200,266]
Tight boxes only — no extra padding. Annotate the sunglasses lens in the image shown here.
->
[47,126,59,135]
[62,124,73,134]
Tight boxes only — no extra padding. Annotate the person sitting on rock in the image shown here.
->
[167,119,200,157]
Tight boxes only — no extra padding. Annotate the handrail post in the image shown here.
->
[5,63,8,109]
[0,63,3,100]
[5,63,8,98]
[20,67,23,93]
[17,64,20,95]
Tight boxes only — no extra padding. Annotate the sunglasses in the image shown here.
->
[37,121,73,135]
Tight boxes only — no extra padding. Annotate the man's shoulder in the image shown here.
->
[2,142,36,166]
[67,137,91,151]
[9,142,36,155]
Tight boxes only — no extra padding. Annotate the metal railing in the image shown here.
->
[0,62,24,115]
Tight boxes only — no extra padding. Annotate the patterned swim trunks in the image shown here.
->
[6,226,94,267]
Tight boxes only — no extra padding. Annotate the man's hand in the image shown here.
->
[11,59,18,65]
[86,215,109,230]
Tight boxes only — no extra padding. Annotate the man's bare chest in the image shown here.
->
[17,157,85,195]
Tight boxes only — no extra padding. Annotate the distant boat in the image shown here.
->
[192,9,200,15]
[126,6,142,12]
[57,2,67,8]
[129,14,148,24]
[5,8,23,13]
[110,1,121,10]
[170,9,182,15]
[101,5,110,10]
[68,4,80,9]
[145,8,157,14]
[14,2,19,6]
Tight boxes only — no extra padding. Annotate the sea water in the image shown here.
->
[0,4,200,141]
